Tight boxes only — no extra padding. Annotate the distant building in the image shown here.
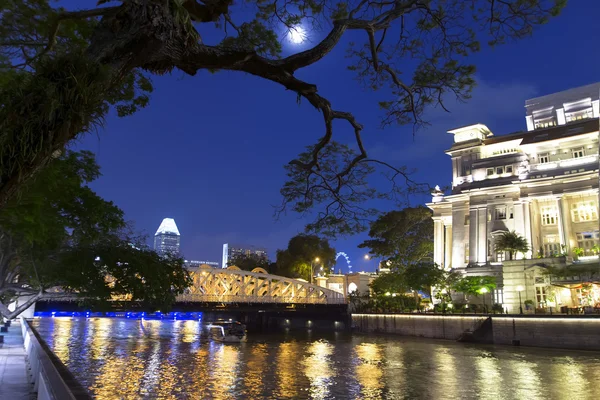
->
[222,243,267,268]
[184,260,220,269]
[153,218,181,256]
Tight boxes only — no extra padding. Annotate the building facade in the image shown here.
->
[184,260,220,269]
[153,218,181,256]
[222,243,268,268]
[428,83,600,313]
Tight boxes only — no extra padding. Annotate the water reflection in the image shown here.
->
[32,318,600,400]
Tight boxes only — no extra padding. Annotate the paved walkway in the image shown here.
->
[0,321,35,399]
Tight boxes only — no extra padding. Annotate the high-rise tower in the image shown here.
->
[154,218,181,256]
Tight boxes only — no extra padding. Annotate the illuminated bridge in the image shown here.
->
[176,265,346,305]
[36,265,349,330]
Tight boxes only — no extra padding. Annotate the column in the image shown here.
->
[524,201,533,258]
[556,197,567,248]
[433,219,445,267]
[444,223,452,270]
[558,196,573,250]
[477,207,488,264]
[469,208,478,265]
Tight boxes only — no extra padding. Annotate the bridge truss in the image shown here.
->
[176,266,346,305]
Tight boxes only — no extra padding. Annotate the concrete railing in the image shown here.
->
[20,318,88,400]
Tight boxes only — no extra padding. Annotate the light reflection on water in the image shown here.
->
[33,318,600,400]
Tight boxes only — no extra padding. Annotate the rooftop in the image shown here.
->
[155,218,180,236]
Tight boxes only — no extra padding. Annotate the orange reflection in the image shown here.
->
[303,340,334,400]
[275,341,301,398]
[244,343,268,398]
[355,343,384,399]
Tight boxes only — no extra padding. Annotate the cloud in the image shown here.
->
[368,78,539,163]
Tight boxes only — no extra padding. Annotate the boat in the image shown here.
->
[207,320,247,343]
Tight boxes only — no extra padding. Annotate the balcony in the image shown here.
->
[530,154,598,173]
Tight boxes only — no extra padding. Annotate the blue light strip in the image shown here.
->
[35,311,203,320]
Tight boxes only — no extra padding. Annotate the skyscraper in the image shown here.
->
[154,218,181,256]
[222,243,267,268]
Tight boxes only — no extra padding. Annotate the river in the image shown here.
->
[32,317,600,399]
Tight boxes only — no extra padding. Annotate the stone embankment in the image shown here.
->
[352,313,600,351]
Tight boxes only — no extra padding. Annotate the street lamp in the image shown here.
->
[516,285,524,315]
[310,257,320,285]
[480,287,489,313]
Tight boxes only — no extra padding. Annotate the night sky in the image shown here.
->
[67,1,600,272]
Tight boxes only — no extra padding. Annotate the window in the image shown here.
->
[541,206,558,225]
[495,207,506,220]
[534,119,556,129]
[535,286,547,306]
[464,243,469,263]
[487,168,494,176]
[576,231,599,254]
[496,166,504,175]
[461,163,471,176]
[464,215,470,225]
[493,289,504,305]
[496,251,505,262]
[508,207,514,219]
[572,147,585,158]
[538,153,550,164]
[571,201,598,222]
[565,108,593,122]
[505,165,513,174]
[543,235,560,257]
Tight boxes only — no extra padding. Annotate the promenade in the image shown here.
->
[0,321,35,399]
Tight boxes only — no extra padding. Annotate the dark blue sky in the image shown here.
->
[70,1,600,272]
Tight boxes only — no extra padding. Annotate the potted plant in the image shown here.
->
[573,247,585,259]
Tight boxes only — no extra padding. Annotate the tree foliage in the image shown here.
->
[0,150,190,319]
[274,234,336,280]
[0,0,566,235]
[359,206,433,268]
[452,275,497,299]
[228,253,270,271]
[495,231,529,260]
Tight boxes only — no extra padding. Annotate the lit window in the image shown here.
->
[571,201,598,222]
[535,286,547,307]
[565,108,593,123]
[576,231,600,255]
[496,251,505,262]
[496,166,504,175]
[542,235,559,257]
[572,147,585,158]
[464,243,469,263]
[487,168,494,176]
[505,165,513,174]
[541,206,557,225]
[495,207,506,220]
[464,215,470,225]
[538,153,550,164]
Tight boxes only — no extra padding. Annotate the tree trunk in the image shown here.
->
[0,293,42,321]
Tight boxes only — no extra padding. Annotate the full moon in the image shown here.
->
[288,26,306,44]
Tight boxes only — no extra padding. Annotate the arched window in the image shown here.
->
[348,282,358,294]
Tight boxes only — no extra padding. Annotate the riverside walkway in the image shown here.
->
[0,321,35,399]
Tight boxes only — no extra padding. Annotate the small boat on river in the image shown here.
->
[207,320,247,343]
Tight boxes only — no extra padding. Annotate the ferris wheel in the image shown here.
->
[335,252,353,274]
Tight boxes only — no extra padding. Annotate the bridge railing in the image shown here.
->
[176,293,347,305]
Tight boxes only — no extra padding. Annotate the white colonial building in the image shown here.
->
[428,83,600,314]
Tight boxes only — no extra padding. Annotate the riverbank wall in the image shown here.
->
[352,314,600,351]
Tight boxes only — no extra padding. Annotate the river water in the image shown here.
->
[32,317,600,400]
